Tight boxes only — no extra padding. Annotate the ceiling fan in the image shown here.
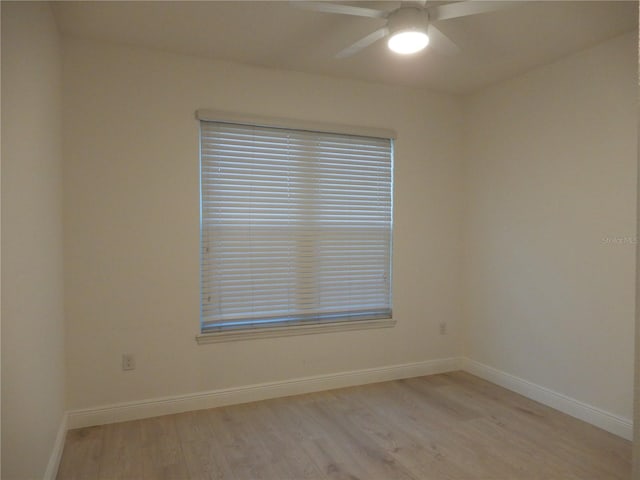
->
[291,1,519,58]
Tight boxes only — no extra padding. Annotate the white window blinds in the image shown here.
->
[200,120,393,332]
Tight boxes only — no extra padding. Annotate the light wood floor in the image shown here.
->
[56,371,631,480]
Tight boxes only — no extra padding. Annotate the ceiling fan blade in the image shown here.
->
[427,24,460,55]
[290,1,388,19]
[428,1,518,22]
[336,27,389,58]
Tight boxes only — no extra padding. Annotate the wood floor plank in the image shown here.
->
[56,371,632,480]
[205,404,282,479]
[301,392,421,480]
[281,398,377,480]
[140,414,190,479]
[235,401,328,479]
[329,386,472,480]
[56,426,104,480]
[96,420,144,480]
[174,409,235,480]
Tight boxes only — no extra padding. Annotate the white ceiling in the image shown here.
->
[52,1,638,94]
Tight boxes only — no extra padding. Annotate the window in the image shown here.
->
[198,111,394,340]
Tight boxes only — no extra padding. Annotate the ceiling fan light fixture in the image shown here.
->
[386,7,429,55]
[387,30,429,55]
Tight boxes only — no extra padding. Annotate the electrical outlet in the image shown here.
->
[122,354,136,371]
[439,322,447,335]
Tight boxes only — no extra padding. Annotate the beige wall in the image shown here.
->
[1,2,66,479]
[464,32,637,420]
[62,39,465,410]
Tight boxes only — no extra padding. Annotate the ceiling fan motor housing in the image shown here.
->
[387,7,429,35]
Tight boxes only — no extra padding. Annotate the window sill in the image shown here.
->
[196,317,396,344]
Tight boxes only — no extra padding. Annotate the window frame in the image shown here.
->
[195,110,396,344]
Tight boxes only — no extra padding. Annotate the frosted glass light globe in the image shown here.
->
[387,31,429,55]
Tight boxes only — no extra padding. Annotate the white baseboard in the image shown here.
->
[67,357,463,429]
[462,358,633,441]
[43,412,68,480]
